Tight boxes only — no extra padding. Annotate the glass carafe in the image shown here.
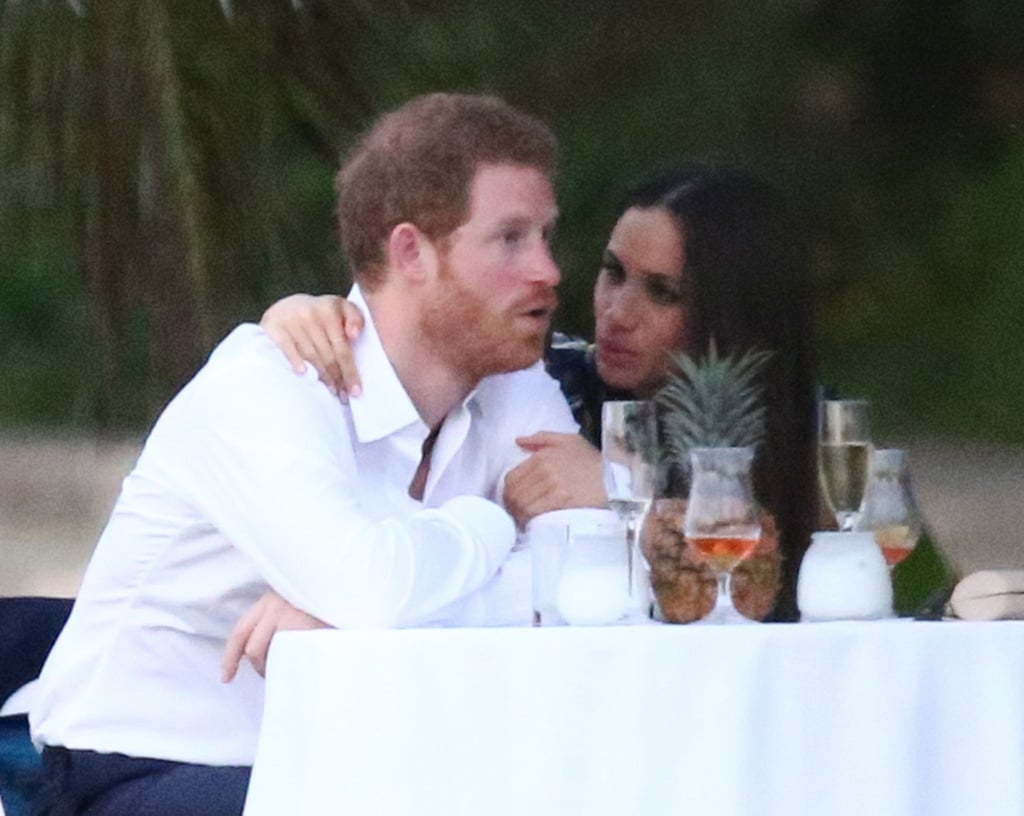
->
[856,448,923,569]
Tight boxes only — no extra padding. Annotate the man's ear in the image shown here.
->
[387,222,438,283]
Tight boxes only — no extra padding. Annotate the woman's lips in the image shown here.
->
[596,338,636,367]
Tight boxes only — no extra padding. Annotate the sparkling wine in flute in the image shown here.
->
[687,534,759,574]
[818,399,871,531]
[601,400,658,622]
[819,442,870,522]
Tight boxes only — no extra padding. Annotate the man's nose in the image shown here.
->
[529,242,560,287]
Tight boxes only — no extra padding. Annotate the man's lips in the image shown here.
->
[520,297,558,321]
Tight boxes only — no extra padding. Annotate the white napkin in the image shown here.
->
[950,570,1024,621]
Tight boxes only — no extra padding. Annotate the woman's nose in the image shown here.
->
[604,286,639,328]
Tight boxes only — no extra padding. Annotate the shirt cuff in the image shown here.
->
[438,496,516,575]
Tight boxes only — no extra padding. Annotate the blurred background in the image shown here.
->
[2,0,1023,596]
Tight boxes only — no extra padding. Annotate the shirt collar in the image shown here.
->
[347,284,426,443]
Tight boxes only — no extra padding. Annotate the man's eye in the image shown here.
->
[503,230,525,247]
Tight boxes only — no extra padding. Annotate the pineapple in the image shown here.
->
[643,341,782,622]
[656,340,772,487]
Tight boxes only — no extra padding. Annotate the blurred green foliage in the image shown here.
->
[1,0,1023,442]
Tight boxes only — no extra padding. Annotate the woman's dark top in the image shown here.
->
[544,333,624,447]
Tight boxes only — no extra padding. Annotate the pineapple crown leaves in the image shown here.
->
[655,340,773,467]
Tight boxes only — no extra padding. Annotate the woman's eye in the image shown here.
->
[600,256,625,283]
[647,279,684,305]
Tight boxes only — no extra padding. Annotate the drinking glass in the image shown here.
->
[855,449,923,569]
[818,399,872,531]
[557,523,633,625]
[529,508,625,626]
[601,400,658,621]
[683,446,761,624]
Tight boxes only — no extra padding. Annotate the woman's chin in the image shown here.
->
[602,372,666,398]
[596,360,642,394]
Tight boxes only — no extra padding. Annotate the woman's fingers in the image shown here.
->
[328,331,362,399]
[263,324,308,376]
[321,298,365,397]
[340,299,365,340]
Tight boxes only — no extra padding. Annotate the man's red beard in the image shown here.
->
[421,255,552,383]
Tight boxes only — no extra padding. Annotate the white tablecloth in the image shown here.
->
[244,621,1024,816]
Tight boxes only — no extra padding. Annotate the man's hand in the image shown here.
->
[221,591,329,682]
[261,294,365,398]
[503,432,607,527]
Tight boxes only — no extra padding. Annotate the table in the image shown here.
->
[244,621,1024,816]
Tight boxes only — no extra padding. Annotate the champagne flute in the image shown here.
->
[683,446,761,624]
[818,399,872,532]
[601,400,658,621]
[856,449,923,569]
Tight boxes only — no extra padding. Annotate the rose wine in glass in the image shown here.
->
[856,449,922,568]
[690,534,760,574]
[684,446,761,624]
[601,400,658,621]
[874,527,916,566]
[818,399,871,531]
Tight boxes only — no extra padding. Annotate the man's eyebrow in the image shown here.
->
[493,211,559,230]
[498,215,532,228]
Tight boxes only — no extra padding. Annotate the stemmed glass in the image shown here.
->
[818,399,872,531]
[601,400,658,621]
[683,446,762,624]
[856,449,923,569]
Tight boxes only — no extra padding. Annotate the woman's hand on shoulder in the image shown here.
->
[503,432,606,527]
[261,293,365,398]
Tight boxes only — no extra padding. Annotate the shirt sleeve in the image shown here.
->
[147,331,515,629]
[488,362,582,502]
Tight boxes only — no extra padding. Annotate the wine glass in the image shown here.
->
[818,399,872,531]
[856,449,923,569]
[601,400,658,621]
[683,446,761,624]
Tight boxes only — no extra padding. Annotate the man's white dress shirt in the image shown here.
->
[30,286,577,765]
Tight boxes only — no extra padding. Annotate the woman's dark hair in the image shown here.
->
[624,164,818,621]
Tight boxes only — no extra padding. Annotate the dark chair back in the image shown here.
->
[0,596,74,816]
[0,596,73,704]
